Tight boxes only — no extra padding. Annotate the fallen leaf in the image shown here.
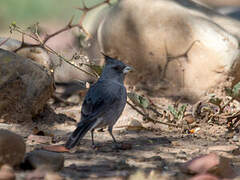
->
[42,145,70,153]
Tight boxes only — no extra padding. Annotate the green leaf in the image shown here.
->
[225,87,233,97]
[209,97,222,106]
[178,104,186,119]
[127,92,149,109]
[11,21,16,26]
[85,64,103,76]
[168,105,178,119]
[179,104,187,113]
[138,96,149,108]
[128,92,141,106]
[232,82,240,98]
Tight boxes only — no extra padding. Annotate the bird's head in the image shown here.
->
[100,52,132,82]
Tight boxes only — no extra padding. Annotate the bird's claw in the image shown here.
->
[112,143,121,150]
[91,144,101,150]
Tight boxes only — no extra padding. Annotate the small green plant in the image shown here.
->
[168,104,187,120]
[225,82,240,99]
[207,82,240,115]
[127,92,149,109]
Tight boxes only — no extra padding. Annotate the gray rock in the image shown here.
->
[0,129,26,167]
[0,38,96,98]
[0,49,54,122]
[24,150,64,171]
[84,0,240,101]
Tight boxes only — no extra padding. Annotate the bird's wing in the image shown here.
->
[81,80,123,122]
[65,80,124,149]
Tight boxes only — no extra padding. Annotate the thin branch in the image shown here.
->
[0,37,10,47]
[127,101,178,127]
[11,24,98,79]
[9,0,112,79]
[76,0,111,38]
[220,97,233,113]
[43,24,79,45]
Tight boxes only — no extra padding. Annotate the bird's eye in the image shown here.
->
[113,66,121,71]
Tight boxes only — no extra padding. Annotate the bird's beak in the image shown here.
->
[123,66,133,74]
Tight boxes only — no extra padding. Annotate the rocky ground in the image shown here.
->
[0,90,240,180]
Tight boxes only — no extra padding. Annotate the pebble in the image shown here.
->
[127,119,143,131]
[0,129,26,167]
[44,172,63,180]
[180,153,236,179]
[184,114,195,124]
[0,165,15,180]
[24,150,64,171]
[232,135,239,142]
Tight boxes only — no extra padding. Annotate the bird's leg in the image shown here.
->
[108,126,120,149]
[91,129,95,148]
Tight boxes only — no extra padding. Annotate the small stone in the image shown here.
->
[0,130,26,167]
[0,165,15,180]
[127,119,143,131]
[184,114,195,124]
[171,141,180,146]
[44,172,63,180]
[232,135,239,142]
[24,150,64,171]
[179,153,236,178]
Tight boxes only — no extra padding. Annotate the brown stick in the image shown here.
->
[127,101,178,127]
[0,37,10,47]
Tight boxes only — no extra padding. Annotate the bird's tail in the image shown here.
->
[65,120,96,149]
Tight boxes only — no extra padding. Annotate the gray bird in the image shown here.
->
[65,54,132,149]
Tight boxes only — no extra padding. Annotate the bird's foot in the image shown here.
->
[91,144,101,150]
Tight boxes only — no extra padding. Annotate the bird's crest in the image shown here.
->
[101,52,119,65]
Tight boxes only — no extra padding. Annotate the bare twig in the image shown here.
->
[43,23,79,45]
[9,0,112,79]
[220,97,233,113]
[127,101,178,127]
[76,0,111,37]
[0,37,10,47]
[10,23,98,79]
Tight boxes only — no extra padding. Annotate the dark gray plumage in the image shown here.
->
[65,54,132,149]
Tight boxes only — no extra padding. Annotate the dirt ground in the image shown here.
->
[2,92,239,180]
